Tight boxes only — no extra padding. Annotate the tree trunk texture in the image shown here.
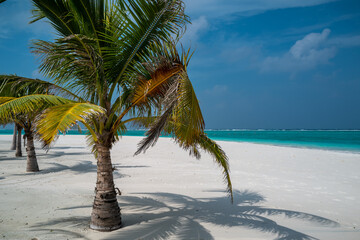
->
[90,144,121,231]
[15,125,22,157]
[11,125,17,150]
[25,130,39,172]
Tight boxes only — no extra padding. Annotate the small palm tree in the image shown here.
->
[0,76,87,171]
[0,80,22,155]
[1,0,232,231]
[11,125,17,151]
[14,123,22,157]
[0,80,40,171]
[1,116,20,153]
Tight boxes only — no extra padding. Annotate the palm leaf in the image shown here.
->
[111,41,186,131]
[0,94,71,120]
[134,44,203,153]
[106,0,188,96]
[196,134,233,202]
[31,0,102,99]
[0,97,15,104]
[36,102,105,146]
[0,75,83,101]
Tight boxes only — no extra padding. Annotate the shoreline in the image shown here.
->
[1,132,359,155]
[0,135,359,239]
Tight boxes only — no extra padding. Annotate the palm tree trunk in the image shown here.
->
[24,129,39,172]
[11,125,17,150]
[90,144,121,231]
[15,125,22,157]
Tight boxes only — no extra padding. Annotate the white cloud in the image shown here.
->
[290,29,331,59]
[182,16,209,44]
[184,0,336,18]
[261,29,337,72]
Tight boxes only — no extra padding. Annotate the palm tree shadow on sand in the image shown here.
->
[104,190,339,240]
[30,190,339,240]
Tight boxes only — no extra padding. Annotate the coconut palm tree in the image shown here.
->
[0,75,90,171]
[15,123,22,157]
[0,86,38,170]
[8,0,232,231]
[0,80,22,154]
[1,119,20,154]
[11,125,17,150]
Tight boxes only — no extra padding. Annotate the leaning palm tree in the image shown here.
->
[15,0,232,231]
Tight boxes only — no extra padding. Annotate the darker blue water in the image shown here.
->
[1,129,359,152]
[205,130,360,152]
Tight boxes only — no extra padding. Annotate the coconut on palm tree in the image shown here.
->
[1,0,232,231]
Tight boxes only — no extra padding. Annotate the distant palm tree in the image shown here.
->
[10,124,17,150]
[0,76,79,171]
[14,123,22,157]
[0,79,25,157]
[2,0,232,231]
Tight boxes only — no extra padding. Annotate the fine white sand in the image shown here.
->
[0,134,359,240]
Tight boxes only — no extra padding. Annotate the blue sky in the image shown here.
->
[1,0,360,129]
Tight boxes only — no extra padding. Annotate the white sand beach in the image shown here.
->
[0,134,359,240]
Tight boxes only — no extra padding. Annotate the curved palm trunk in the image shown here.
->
[11,125,17,150]
[15,125,22,157]
[24,129,39,172]
[90,144,121,231]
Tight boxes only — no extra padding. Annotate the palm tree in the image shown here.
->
[15,123,22,157]
[6,0,233,231]
[11,125,17,150]
[0,81,24,157]
[0,76,85,171]
[0,83,21,154]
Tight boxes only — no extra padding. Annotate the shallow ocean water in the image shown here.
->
[1,129,360,152]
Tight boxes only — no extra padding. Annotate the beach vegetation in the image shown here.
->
[0,75,96,171]
[0,0,232,231]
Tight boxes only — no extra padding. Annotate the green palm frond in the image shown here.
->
[36,102,105,146]
[196,134,233,203]
[128,44,233,199]
[32,37,102,103]
[0,75,83,101]
[31,0,104,103]
[31,0,81,37]
[111,41,186,131]
[107,0,188,89]
[0,97,15,104]
[171,71,205,147]
[0,94,71,120]
[133,44,202,153]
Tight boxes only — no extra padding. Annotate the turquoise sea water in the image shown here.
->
[1,129,359,153]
